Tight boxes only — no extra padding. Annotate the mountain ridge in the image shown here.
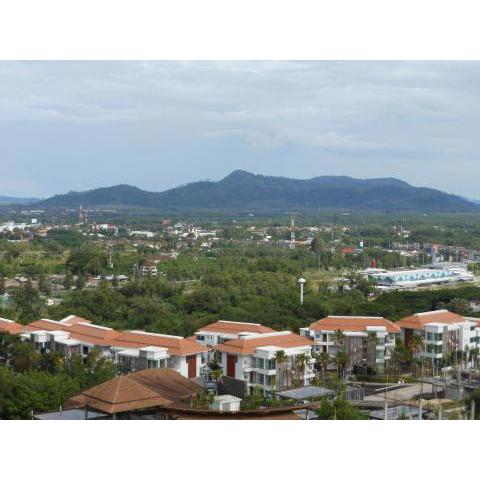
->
[32,171,479,213]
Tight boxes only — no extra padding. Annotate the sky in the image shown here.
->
[1,60,480,198]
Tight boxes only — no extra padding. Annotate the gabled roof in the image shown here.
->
[309,316,400,334]
[196,320,275,336]
[215,331,313,355]
[66,322,119,346]
[67,368,202,414]
[28,318,66,331]
[396,310,464,330]
[60,315,92,326]
[115,331,209,356]
[0,317,31,334]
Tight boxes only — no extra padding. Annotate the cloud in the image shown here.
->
[1,61,480,197]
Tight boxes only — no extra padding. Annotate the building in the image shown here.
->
[194,320,275,347]
[1,315,209,379]
[214,331,315,393]
[366,268,473,289]
[67,368,203,419]
[301,316,400,372]
[396,310,480,366]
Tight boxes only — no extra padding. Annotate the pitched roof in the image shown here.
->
[115,331,209,356]
[0,317,30,334]
[215,331,313,355]
[60,315,92,326]
[24,318,208,356]
[396,310,465,330]
[309,316,400,334]
[197,320,275,335]
[67,368,202,414]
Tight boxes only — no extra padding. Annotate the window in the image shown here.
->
[196,335,205,341]
[322,334,328,342]
[266,358,276,370]
[147,359,158,369]
[256,358,265,369]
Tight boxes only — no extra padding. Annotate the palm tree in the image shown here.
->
[316,351,330,378]
[409,333,424,376]
[295,353,309,386]
[333,329,346,377]
[274,350,287,390]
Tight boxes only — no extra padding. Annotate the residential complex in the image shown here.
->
[301,316,400,372]
[214,331,315,391]
[193,320,275,346]
[1,315,208,379]
[396,310,480,365]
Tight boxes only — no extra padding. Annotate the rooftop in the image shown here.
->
[215,331,313,355]
[196,320,275,336]
[309,316,400,334]
[396,310,465,330]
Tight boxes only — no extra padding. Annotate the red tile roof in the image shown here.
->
[309,316,400,334]
[215,332,313,355]
[197,320,275,335]
[396,310,464,330]
[0,318,30,334]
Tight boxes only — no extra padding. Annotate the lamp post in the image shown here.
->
[298,277,306,305]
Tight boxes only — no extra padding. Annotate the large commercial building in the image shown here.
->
[366,267,473,289]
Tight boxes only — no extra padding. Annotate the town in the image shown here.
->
[1,205,480,420]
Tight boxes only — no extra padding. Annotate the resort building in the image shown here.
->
[214,331,315,392]
[301,316,400,372]
[194,320,275,347]
[1,315,209,379]
[396,310,480,365]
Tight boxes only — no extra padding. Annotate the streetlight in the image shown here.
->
[298,277,306,305]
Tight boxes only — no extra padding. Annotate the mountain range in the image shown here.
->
[32,170,479,213]
[0,196,40,205]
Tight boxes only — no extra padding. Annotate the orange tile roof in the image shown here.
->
[396,310,465,330]
[0,318,29,334]
[24,318,208,356]
[115,331,209,356]
[309,316,400,334]
[197,320,275,335]
[60,315,92,326]
[215,332,313,355]
[67,368,202,414]
[28,319,67,331]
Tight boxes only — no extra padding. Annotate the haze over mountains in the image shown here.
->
[32,170,479,213]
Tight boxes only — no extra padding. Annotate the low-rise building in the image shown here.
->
[396,310,480,366]
[215,331,314,393]
[301,316,400,372]
[194,320,275,347]
[2,315,209,379]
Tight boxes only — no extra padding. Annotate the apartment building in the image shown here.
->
[194,320,275,347]
[214,331,315,393]
[301,316,400,372]
[396,310,480,365]
[1,315,209,379]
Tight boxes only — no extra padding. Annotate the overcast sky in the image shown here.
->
[1,60,480,198]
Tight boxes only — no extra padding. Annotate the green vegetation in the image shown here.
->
[0,333,117,419]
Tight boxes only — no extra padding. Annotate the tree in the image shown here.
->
[64,271,73,290]
[274,350,287,390]
[316,382,367,420]
[316,351,330,378]
[0,276,5,295]
[38,273,51,296]
[75,273,86,291]
[13,280,44,323]
[294,353,309,387]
